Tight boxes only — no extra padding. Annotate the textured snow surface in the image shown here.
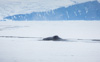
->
[0,39,100,62]
[0,21,100,62]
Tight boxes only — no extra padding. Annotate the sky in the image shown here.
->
[0,0,99,20]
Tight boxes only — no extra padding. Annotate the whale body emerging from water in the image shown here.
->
[43,35,67,41]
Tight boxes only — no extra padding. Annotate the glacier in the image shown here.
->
[0,0,100,21]
[4,1,100,21]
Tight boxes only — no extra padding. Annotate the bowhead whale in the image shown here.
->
[43,35,67,41]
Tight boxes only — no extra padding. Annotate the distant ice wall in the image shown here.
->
[0,0,97,20]
[4,1,100,21]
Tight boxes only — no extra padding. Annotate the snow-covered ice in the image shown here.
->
[0,21,100,62]
[0,21,100,39]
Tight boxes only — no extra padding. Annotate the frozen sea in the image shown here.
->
[0,21,100,62]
